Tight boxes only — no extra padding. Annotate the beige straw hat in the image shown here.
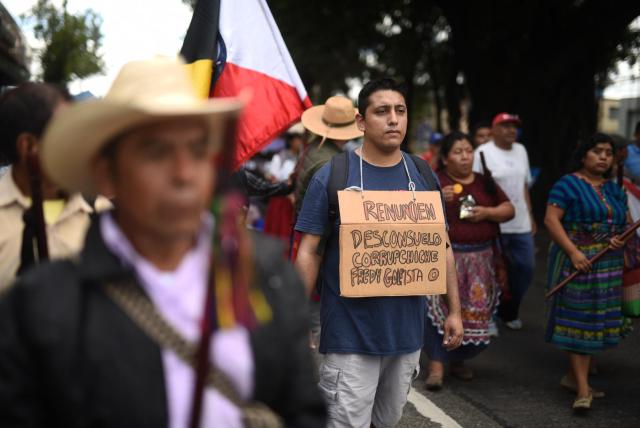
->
[301,96,363,142]
[41,56,244,195]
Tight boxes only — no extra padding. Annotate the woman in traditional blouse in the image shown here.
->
[544,133,628,412]
[424,131,514,390]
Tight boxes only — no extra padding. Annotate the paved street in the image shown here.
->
[399,232,640,428]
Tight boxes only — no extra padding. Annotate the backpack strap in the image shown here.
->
[409,154,450,246]
[409,153,440,191]
[316,151,349,256]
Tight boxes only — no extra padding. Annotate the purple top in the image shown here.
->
[100,213,253,428]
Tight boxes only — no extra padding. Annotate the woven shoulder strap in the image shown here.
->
[102,281,282,428]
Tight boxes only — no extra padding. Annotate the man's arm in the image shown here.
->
[441,236,463,350]
[294,233,322,296]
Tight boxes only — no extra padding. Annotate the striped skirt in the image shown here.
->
[545,224,624,354]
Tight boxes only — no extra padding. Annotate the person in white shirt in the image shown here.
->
[473,113,535,330]
[265,127,304,182]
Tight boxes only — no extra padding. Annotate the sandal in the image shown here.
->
[572,393,593,412]
[425,373,443,391]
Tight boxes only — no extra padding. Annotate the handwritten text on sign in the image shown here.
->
[338,191,446,297]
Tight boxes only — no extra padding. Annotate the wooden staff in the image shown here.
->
[26,147,49,261]
[545,218,640,299]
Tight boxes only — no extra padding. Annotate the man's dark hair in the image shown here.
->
[357,78,407,116]
[570,132,616,177]
[471,121,491,136]
[284,132,304,150]
[0,82,70,166]
[635,120,640,136]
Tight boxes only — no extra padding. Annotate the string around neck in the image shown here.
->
[358,147,417,200]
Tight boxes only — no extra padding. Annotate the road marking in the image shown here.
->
[407,387,463,428]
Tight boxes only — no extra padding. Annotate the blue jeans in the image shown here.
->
[498,232,535,322]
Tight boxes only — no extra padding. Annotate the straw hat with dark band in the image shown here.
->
[41,57,244,195]
[300,96,363,142]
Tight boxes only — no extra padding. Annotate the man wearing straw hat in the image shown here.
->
[294,96,364,213]
[0,57,325,428]
[295,78,463,428]
[292,96,364,350]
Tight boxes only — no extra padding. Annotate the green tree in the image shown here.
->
[25,0,104,86]
[268,0,459,146]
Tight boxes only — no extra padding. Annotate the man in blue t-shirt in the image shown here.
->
[295,78,463,428]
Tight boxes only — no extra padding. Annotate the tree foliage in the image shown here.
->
[435,0,640,213]
[268,0,461,144]
[25,0,104,86]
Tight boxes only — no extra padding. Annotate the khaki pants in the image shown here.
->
[318,350,420,428]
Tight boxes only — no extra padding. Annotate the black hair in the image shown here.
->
[471,121,491,136]
[570,132,616,177]
[284,132,304,150]
[438,131,473,170]
[439,130,500,195]
[635,120,640,136]
[357,78,407,116]
[0,82,70,166]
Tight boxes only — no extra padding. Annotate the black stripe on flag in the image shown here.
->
[180,0,221,63]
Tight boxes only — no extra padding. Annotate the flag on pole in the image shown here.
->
[180,0,221,99]
[180,0,311,168]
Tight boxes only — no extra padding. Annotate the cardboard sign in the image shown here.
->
[338,190,447,297]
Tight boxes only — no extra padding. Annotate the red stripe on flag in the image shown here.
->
[213,62,311,168]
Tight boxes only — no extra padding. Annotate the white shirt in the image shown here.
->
[473,141,532,233]
[266,150,297,181]
[0,167,101,290]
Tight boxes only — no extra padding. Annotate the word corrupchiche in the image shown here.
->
[352,249,439,268]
